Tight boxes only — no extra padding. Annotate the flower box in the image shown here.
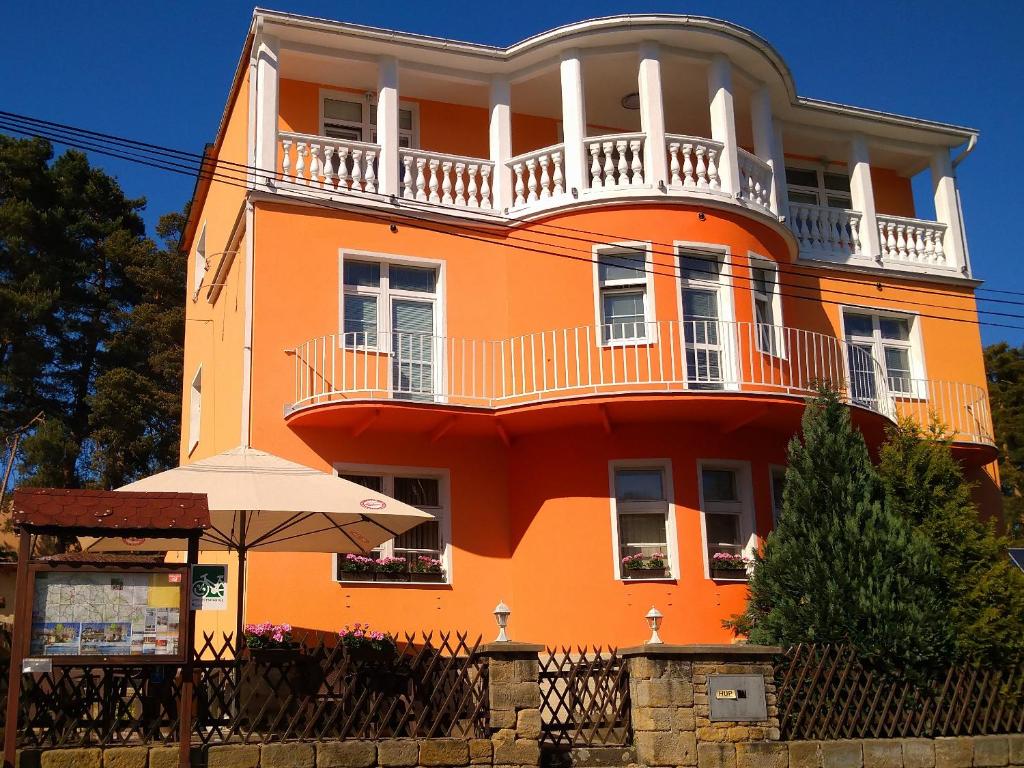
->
[373,571,410,582]
[339,570,372,582]
[247,646,303,663]
[711,567,748,581]
[410,571,446,583]
[623,568,669,580]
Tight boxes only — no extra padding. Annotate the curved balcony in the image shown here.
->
[285,321,994,450]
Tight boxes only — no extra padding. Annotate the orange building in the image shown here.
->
[179,11,995,647]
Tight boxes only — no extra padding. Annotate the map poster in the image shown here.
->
[31,570,184,658]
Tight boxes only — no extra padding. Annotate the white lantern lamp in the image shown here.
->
[493,600,511,642]
[645,606,664,644]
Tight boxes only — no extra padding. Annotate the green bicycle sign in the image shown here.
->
[190,565,228,610]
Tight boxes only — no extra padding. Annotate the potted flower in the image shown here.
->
[621,552,669,579]
[243,622,300,661]
[710,552,752,580]
[338,623,399,665]
[339,553,375,582]
[373,556,409,582]
[409,556,445,583]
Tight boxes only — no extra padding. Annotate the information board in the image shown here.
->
[30,570,183,658]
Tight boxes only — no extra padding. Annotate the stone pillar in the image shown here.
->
[931,147,971,276]
[253,33,280,190]
[849,134,881,261]
[489,75,513,211]
[621,644,782,768]
[481,642,543,768]
[751,85,782,217]
[376,55,400,197]
[638,41,668,190]
[707,55,740,198]
[559,50,589,195]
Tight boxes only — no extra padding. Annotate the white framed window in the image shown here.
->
[188,366,202,455]
[320,90,419,148]
[594,244,654,345]
[332,465,451,585]
[769,465,786,527]
[192,223,207,300]
[785,164,851,209]
[749,254,784,357]
[608,460,677,581]
[841,308,922,398]
[698,460,756,580]
[676,244,734,389]
[340,253,443,400]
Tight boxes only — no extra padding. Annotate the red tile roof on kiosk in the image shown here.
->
[11,488,210,531]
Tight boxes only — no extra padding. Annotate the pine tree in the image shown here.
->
[985,343,1024,540]
[879,420,1024,666]
[731,389,953,677]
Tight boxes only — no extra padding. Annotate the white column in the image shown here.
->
[376,56,400,197]
[772,124,790,222]
[752,86,782,216]
[707,54,740,197]
[559,50,588,194]
[931,148,970,275]
[849,134,881,259]
[637,42,667,189]
[489,75,513,210]
[253,34,280,190]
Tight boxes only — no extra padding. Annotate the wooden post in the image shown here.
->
[3,532,32,768]
[178,534,199,767]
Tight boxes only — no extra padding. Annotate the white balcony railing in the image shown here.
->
[876,214,951,270]
[399,148,495,209]
[789,202,863,260]
[737,148,772,211]
[665,135,724,191]
[279,132,379,193]
[586,133,646,189]
[508,145,566,206]
[288,320,993,445]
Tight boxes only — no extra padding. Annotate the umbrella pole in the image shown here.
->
[235,510,248,656]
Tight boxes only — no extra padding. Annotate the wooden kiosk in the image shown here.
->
[3,488,211,768]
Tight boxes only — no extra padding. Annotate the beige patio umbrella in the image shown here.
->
[81,446,435,644]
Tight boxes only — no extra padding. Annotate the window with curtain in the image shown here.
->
[322,96,417,147]
[679,252,728,388]
[700,464,755,578]
[750,257,783,356]
[785,166,851,209]
[842,310,917,396]
[597,249,650,343]
[613,466,671,578]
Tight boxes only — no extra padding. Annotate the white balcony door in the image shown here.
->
[679,252,733,390]
[391,298,435,401]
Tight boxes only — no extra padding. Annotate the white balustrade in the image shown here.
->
[399,149,494,209]
[507,145,566,207]
[876,215,950,269]
[585,133,646,189]
[287,321,992,447]
[737,148,773,210]
[664,135,724,191]
[788,202,863,259]
[279,131,379,194]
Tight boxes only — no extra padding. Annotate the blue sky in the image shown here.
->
[5,0,1023,345]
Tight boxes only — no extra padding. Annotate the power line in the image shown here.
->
[3,114,1024,332]
[3,107,1019,309]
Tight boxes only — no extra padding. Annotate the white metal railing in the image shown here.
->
[876,215,951,270]
[665,135,724,191]
[508,145,566,206]
[737,148,773,210]
[399,148,494,209]
[279,132,379,193]
[586,133,646,189]
[893,379,994,446]
[789,202,863,260]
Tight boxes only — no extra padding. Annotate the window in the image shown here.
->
[192,224,207,300]
[785,165,851,209]
[188,367,202,455]
[769,466,786,526]
[595,247,652,344]
[699,461,756,579]
[321,94,417,148]
[679,249,732,389]
[750,255,783,356]
[610,463,674,580]
[334,468,449,584]
[341,256,440,400]
[842,309,918,398]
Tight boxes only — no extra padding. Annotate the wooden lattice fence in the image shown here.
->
[777,644,1024,740]
[538,647,630,748]
[13,629,488,748]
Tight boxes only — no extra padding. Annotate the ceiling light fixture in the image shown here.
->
[620,92,641,110]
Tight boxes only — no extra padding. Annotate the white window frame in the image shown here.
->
[593,242,656,347]
[769,465,786,528]
[331,463,452,586]
[784,161,852,209]
[748,252,785,358]
[192,222,207,301]
[674,242,736,389]
[188,366,202,456]
[318,88,420,148]
[697,459,757,581]
[608,459,678,581]
[839,306,925,398]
